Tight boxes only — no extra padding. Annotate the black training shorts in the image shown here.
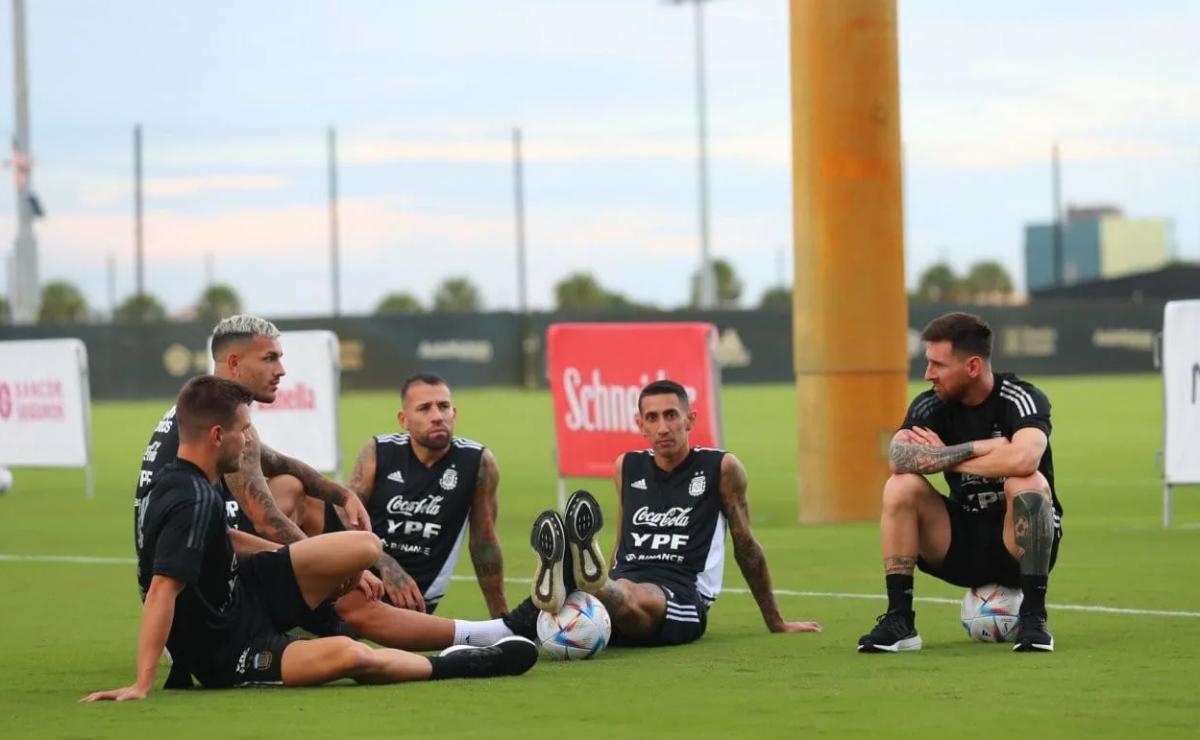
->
[609,576,709,647]
[917,495,1062,588]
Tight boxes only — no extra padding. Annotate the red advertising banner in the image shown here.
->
[547,323,722,478]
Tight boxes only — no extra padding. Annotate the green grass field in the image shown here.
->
[2,376,1199,738]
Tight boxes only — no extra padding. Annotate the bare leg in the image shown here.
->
[592,578,669,640]
[268,474,306,526]
[335,589,456,650]
[880,474,952,575]
[1003,472,1054,624]
[280,636,432,686]
[288,531,381,610]
[1001,472,1053,564]
[300,498,328,537]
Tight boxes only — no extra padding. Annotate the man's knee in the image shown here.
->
[883,474,927,509]
[327,637,373,674]
[1004,471,1050,498]
[268,474,305,520]
[346,531,383,570]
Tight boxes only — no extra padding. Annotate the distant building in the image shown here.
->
[1030,263,1200,303]
[1024,206,1170,291]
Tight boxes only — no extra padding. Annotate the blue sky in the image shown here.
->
[2,0,1197,316]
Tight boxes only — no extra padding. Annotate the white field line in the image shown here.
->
[3,553,1198,619]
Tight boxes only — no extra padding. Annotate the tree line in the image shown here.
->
[0,258,1013,325]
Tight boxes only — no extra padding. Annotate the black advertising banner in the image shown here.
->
[0,302,1162,399]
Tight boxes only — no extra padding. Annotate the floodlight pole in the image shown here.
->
[513,127,536,389]
[1051,141,1064,286]
[671,0,717,309]
[134,124,144,298]
[328,126,341,317]
[10,0,39,323]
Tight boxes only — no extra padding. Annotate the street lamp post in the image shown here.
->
[10,0,39,323]
[670,0,717,309]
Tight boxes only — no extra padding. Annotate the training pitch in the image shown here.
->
[1,376,1197,738]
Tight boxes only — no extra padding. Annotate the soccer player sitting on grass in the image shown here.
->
[85,376,536,701]
[857,312,1062,654]
[305,373,509,620]
[137,316,519,655]
[504,379,821,646]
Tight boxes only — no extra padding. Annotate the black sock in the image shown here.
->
[886,574,914,614]
[561,545,578,593]
[1020,575,1048,617]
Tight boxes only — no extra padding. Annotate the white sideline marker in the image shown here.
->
[2,553,1197,619]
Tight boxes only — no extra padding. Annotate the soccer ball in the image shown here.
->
[960,584,1023,642]
[535,591,612,660]
[0,466,12,494]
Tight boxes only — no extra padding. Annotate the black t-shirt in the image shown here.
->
[136,405,253,536]
[901,373,1061,520]
[135,458,244,685]
[611,448,727,604]
[365,433,482,607]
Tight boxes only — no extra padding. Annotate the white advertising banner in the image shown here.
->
[1163,300,1200,485]
[0,339,92,472]
[249,330,341,474]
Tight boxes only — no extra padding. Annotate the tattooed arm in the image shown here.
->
[888,428,979,475]
[953,428,1046,479]
[609,454,626,569]
[718,454,821,634]
[468,449,507,617]
[347,438,425,612]
[259,435,370,530]
[225,425,307,544]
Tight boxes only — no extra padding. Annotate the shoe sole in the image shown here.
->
[857,635,923,653]
[1013,637,1055,652]
[564,490,608,593]
[530,511,566,613]
[438,636,539,676]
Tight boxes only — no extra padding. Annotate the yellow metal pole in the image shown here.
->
[789,0,909,523]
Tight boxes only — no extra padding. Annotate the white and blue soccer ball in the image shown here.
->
[536,590,612,660]
[0,466,12,494]
[961,584,1023,642]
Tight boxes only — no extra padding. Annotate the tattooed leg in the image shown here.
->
[885,556,917,576]
[1012,491,1053,576]
[880,475,950,615]
[594,579,666,639]
[1003,473,1054,619]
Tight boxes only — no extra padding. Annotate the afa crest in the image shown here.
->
[440,467,458,491]
[688,475,706,497]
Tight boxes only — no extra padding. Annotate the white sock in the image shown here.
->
[453,618,515,647]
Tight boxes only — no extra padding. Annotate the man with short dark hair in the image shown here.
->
[506,379,820,647]
[136,317,516,653]
[857,312,1062,654]
[88,375,536,701]
[296,373,518,649]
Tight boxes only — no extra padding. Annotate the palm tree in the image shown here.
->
[913,263,963,304]
[38,281,90,324]
[114,293,167,323]
[690,258,743,308]
[375,292,424,315]
[963,261,1014,302]
[555,273,609,311]
[195,284,243,323]
[432,277,482,313]
[759,286,791,311]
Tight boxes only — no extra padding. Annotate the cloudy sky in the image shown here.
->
[1,0,1197,316]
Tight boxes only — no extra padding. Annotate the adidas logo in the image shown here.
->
[386,470,405,484]
[631,478,647,490]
